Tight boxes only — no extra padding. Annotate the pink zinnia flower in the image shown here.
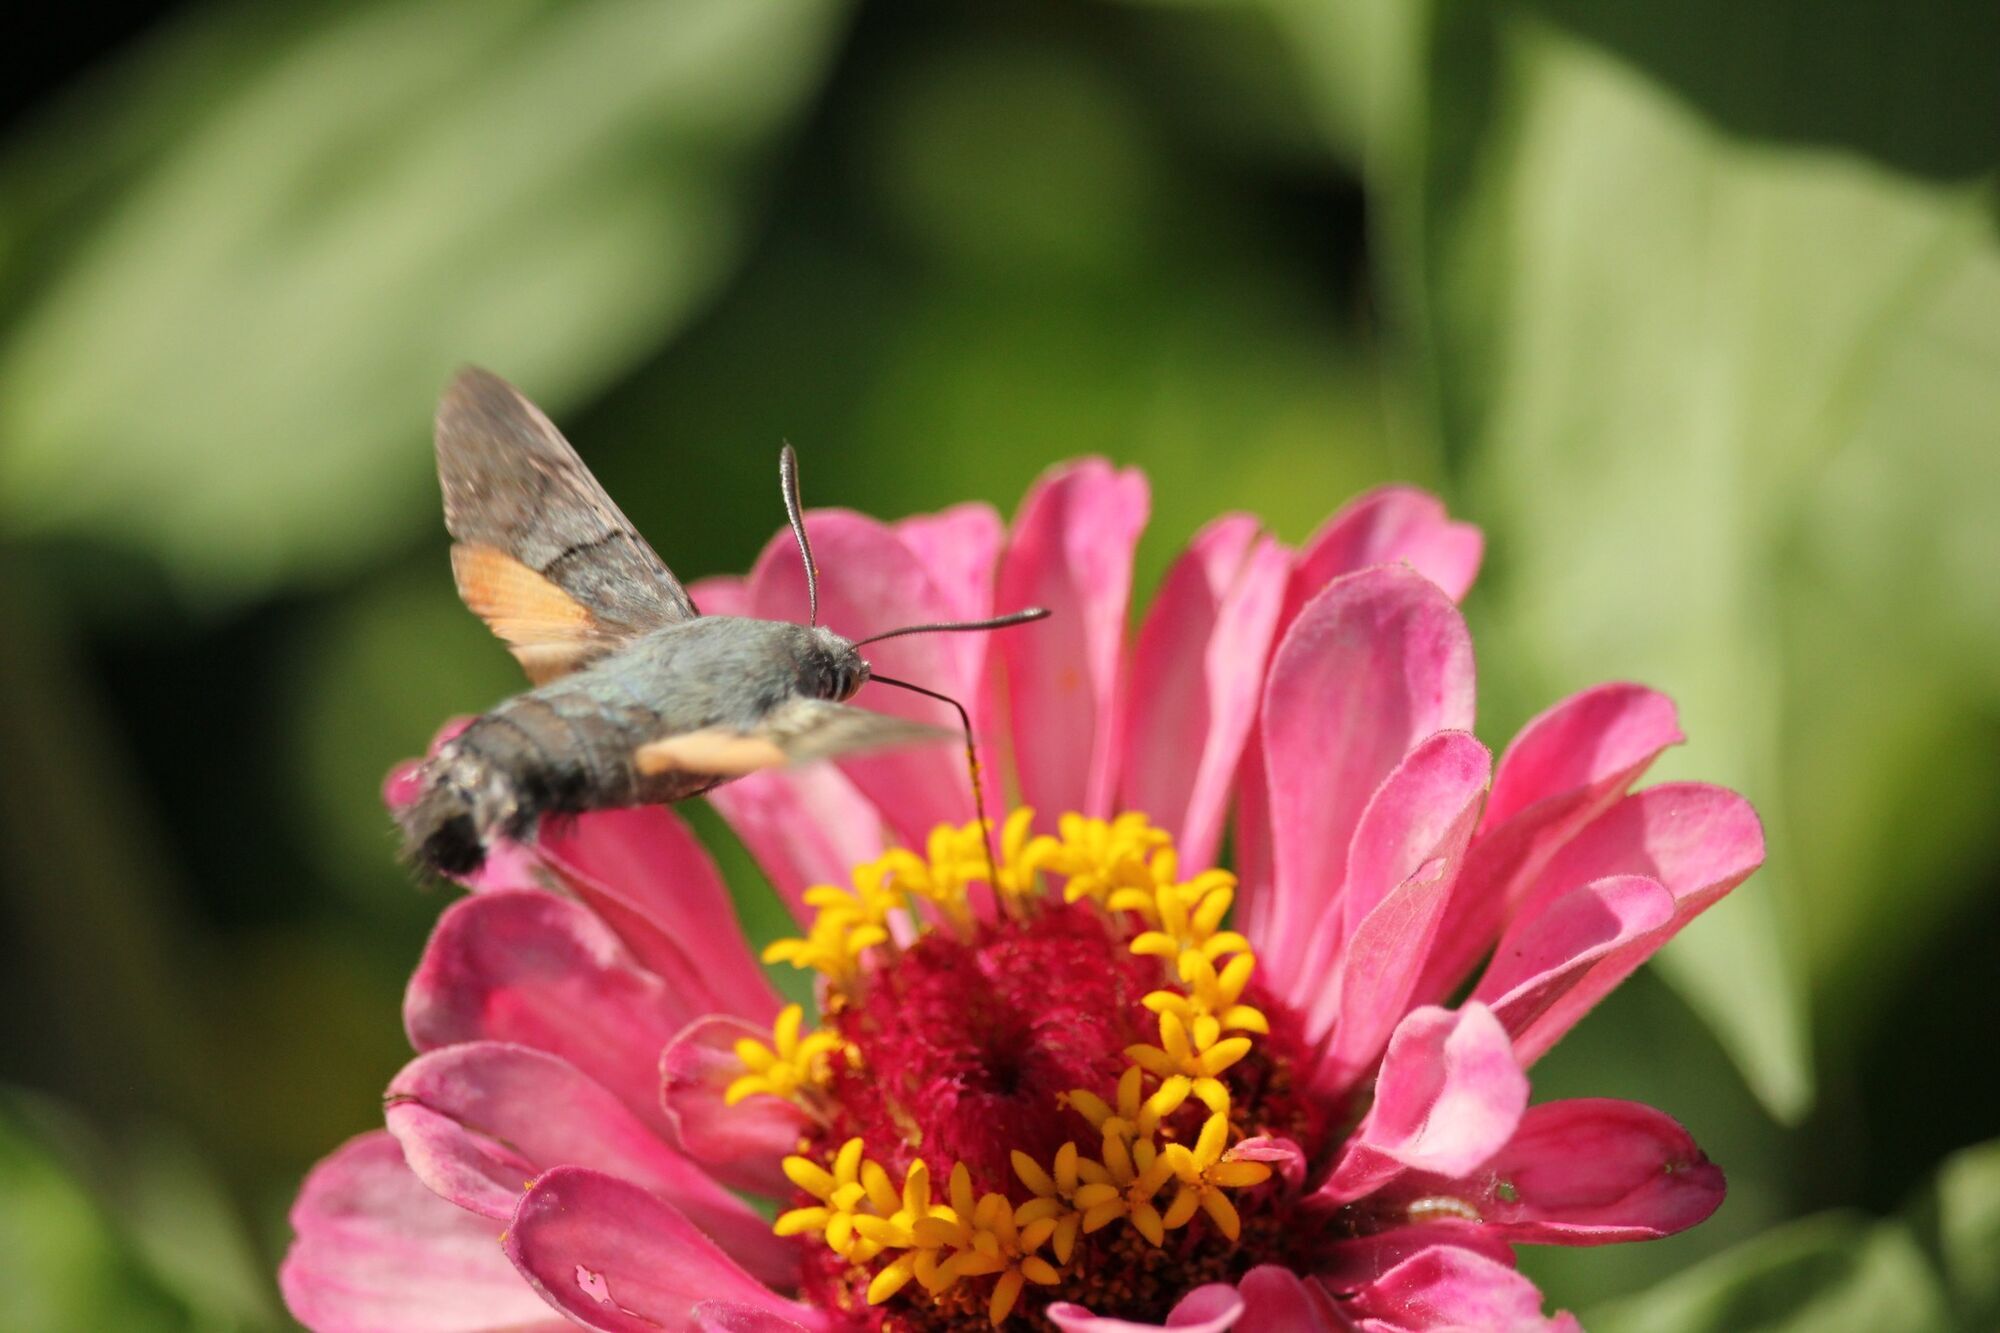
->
[283,464,1761,1332]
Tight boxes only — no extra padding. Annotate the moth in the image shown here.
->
[398,367,1046,876]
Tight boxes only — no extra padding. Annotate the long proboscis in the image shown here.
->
[854,606,1051,647]
[867,672,1005,898]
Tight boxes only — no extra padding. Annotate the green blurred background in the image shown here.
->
[1,1,1996,1329]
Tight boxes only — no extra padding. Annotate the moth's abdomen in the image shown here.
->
[399,779,486,877]
[397,690,651,875]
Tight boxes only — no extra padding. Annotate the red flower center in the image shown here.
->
[737,813,1332,1328]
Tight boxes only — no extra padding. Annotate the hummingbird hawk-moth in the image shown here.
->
[397,367,1046,876]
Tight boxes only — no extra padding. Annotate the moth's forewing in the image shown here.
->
[436,367,699,682]
[634,698,953,778]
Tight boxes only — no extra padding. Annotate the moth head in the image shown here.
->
[807,626,871,702]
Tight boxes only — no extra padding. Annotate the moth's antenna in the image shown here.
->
[854,607,1050,647]
[779,443,817,627]
[869,673,1003,896]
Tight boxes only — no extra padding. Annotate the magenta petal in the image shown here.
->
[1046,1283,1244,1331]
[1121,514,1289,869]
[1304,732,1496,1088]
[1414,685,1686,1008]
[505,1167,824,1333]
[1506,784,1765,1064]
[995,458,1150,820]
[1253,567,1475,993]
[708,767,888,921]
[404,890,683,1136]
[540,806,777,1024]
[280,1132,567,1333]
[1340,1243,1561,1332]
[749,511,978,842]
[660,1015,803,1198]
[1470,875,1676,1049]
[1449,1098,1725,1244]
[1297,731,1491,1063]
[1291,485,1484,608]
[1235,1266,1344,1329]
[385,1042,792,1287]
[1318,1004,1527,1206]
[1320,1223,1516,1289]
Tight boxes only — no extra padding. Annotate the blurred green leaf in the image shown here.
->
[1386,5,2000,1120]
[0,0,848,604]
[1586,1213,1947,1333]
[1916,1139,2000,1328]
[1590,1136,2000,1332]
[0,1089,270,1332]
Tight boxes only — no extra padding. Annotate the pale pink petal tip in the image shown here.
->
[385,1042,792,1286]
[659,1015,804,1198]
[1319,1004,1527,1206]
[1334,1241,1569,1332]
[504,1166,824,1333]
[1046,1282,1243,1331]
[1293,485,1485,606]
[280,1131,566,1333]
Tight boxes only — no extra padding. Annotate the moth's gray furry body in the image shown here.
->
[398,618,862,874]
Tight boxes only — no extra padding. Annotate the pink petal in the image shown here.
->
[1240,489,1481,939]
[1470,876,1676,1049]
[1338,1243,1563,1332]
[683,575,749,618]
[1318,1004,1527,1206]
[1252,567,1475,994]
[748,511,976,842]
[893,502,1006,768]
[385,1043,792,1287]
[1290,485,1484,609]
[1479,684,1682,834]
[280,1132,567,1333]
[692,1304,816,1332]
[1121,514,1289,869]
[504,1167,824,1333]
[995,458,1150,820]
[660,1015,804,1198]
[1414,684,1686,1008]
[1235,1266,1344,1329]
[1296,732,1491,1064]
[895,501,1003,624]
[404,890,684,1137]
[707,767,888,921]
[1319,1223,1516,1288]
[1430,1098,1725,1244]
[1505,784,1765,1064]
[1231,1136,1308,1195]
[539,806,777,1024]
[1046,1283,1244,1331]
